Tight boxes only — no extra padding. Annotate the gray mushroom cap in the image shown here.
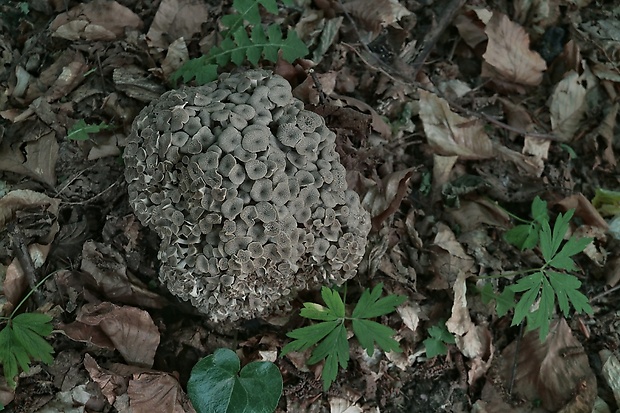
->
[124,69,371,323]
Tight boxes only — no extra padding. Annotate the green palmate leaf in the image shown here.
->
[496,288,516,317]
[281,320,340,355]
[504,224,539,250]
[307,325,348,391]
[511,272,543,326]
[547,236,593,271]
[321,286,346,318]
[352,283,407,319]
[299,302,338,321]
[0,313,54,387]
[282,284,405,391]
[352,319,401,356]
[531,277,555,339]
[566,287,593,315]
[531,196,549,224]
[187,348,282,413]
[547,271,577,317]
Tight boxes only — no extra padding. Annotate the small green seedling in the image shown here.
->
[66,119,111,141]
[423,321,455,358]
[0,276,54,387]
[173,0,308,85]
[484,196,593,340]
[187,348,282,413]
[281,283,406,390]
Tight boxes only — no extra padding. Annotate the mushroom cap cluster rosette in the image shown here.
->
[124,69,371,322]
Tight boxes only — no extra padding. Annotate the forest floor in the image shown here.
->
[0,0,620,412]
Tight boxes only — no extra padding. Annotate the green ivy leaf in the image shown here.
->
[187,348,282,413]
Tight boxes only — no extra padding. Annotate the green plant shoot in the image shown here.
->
[423,321,455,358]
[486,197,593,340]
[281,283,406,391]
[66,119,111,141]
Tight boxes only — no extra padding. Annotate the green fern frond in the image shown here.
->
[173,0,306,85]
[174,25,308,84]
[222,0,287,36]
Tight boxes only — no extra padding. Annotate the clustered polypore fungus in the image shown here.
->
[124,69,371,322]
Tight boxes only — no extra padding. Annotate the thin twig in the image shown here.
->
[7,223,44,306]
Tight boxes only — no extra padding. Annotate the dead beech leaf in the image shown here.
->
[83,354,128,406]
[453,10,489,49]
[50,0,143,41]
[419,90,494,160]
[341,0,411,34]
[0,130,58,186]
[597,102,617,167]
[70,302,160,368]
[483,12,546,87]
[362,168,415,231]
[0,189,60,229]
[128,371,196,413]
[429,223,475,288]
[397,303,422,332]
[494,319,596,412]
[147,0,211,50]
[446,272,475,337]
[80,241,168,309]
[549,71,587,142]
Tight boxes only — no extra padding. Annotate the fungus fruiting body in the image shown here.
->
[125,70,370,322]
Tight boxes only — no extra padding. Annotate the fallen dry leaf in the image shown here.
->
[0,129,58,186]
[429,223,475,289]
[83,354,129,406]
[482,12,546,88]
[549,71,587,142]
[80,241,168,309]
[146,0,211,50]
[595,102,618,167]
[128,371,196,413]
[419,90,494,160]
[446,271,475,337]
[492,319,596,412]
[341,0,411,35]
[50,0,143,41]
[63,302,160,368]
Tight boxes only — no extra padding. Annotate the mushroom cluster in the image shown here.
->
[124,69,370,322]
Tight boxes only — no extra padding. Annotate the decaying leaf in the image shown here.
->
[549,71,588,142]
[483,319,596,412]
[482,12,547,88]
[146,0,211,50]
[341,0,411,34]
[50,0,143,41]
[419,90,494,160]
[61,302,160,368]
[0,130,58,186]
